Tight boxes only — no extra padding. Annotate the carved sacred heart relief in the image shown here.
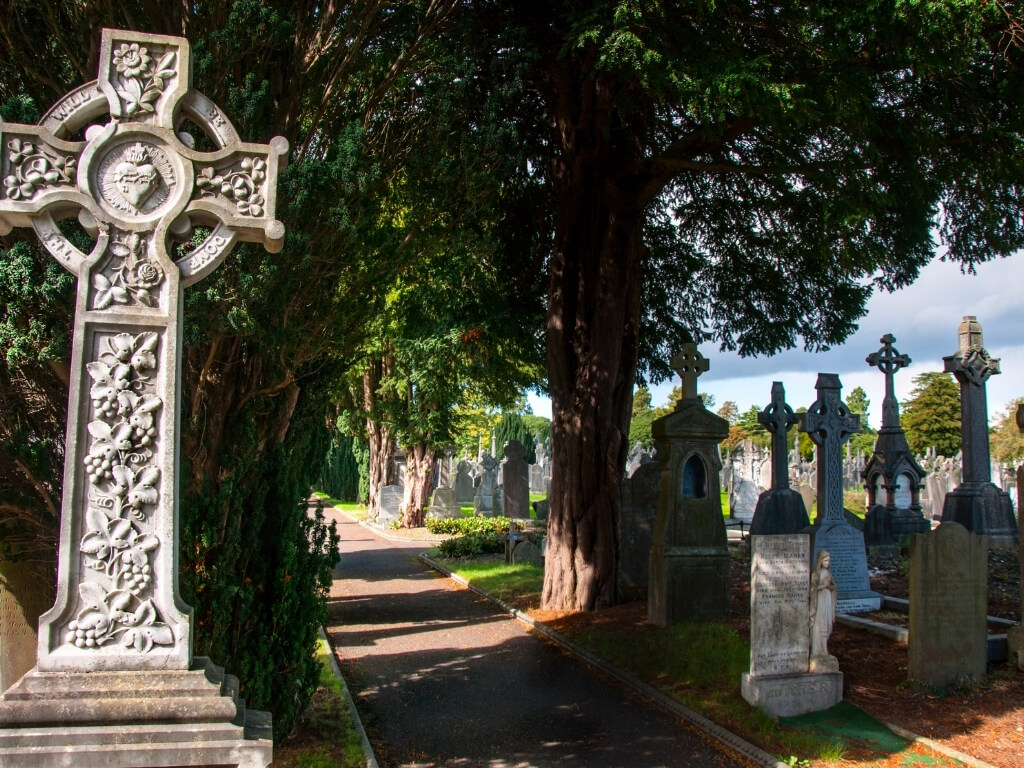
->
[112,143,158,209]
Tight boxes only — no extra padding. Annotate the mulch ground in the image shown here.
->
[533,549,1024,768]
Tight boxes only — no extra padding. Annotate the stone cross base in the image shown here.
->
[0,658,271,767]
[941,482,1019,548]
[749,488,810,536]
[741,670,843,718]
[648,546,730,626]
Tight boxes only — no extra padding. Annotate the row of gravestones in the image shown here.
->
[373,440,541,526]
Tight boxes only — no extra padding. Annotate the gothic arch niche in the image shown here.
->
[681,454,707,499]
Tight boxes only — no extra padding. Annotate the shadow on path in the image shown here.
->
[324,509,752,768]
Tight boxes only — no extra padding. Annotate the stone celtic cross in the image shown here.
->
[799,374,860,523]
[866,333,910,429]
[0,29,287,673]
[670,343,709,401]
[758,381,799,490]
[944,316,1000,484]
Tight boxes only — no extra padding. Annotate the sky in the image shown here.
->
[528,253,1024,430]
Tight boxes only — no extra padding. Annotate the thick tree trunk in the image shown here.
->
[401,442,437,528]
[539,59,649,612]
[363,356,395,519]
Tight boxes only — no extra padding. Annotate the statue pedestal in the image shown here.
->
[0,658,271,767]
[741,671,843,718]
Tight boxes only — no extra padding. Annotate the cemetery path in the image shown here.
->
[323,509,755,768]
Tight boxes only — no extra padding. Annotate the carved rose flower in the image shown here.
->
[133,261,163,289]
[113,43,152,79]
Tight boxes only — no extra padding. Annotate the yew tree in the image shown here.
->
[436,1,1024,610]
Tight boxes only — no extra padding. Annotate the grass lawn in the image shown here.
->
[272,636,365,768]
[441,557,544,611]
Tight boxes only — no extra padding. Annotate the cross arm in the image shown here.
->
[0,125,85,234]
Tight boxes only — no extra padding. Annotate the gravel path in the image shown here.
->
[324,509,755,768]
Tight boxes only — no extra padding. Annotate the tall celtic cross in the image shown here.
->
[866,333,909,429]
[670,343,709,402]
[943,316,1000,484]
[0,29,287,673]
[758,381,799,490]
[799,374,860,524]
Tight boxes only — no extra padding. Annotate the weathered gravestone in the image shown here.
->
[729,440,768,523]
[940,316,1018,547]
[908,522,987,688]
[648,346,730,626]
[618,453,659,596]
[473,453,498,514]
[454,459,475,504]
[750,382,810,536]
[510,539,543,566]
[1007,404,1024,670]
[377,484,403,526]
[800,374,882,612]
[0,561,50,693]
[427,487,459,520]
[501,440,530,519]
[0,28,283,765]
[862,335,929,548]
[741,535,842,717]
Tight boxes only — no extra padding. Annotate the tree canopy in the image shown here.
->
[901,372,962,457]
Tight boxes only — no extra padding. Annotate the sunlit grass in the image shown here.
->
[445,559,544,609]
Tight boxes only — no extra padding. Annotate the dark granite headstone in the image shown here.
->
[750,382,810,535]
[619,455,660,594]
[501,440,530,519]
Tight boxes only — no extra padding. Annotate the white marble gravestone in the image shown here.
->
[0,29,285,766]
[741,534,842,717]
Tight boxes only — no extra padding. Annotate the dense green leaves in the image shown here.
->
[901,372,962,457]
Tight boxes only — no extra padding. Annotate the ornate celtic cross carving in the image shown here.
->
[670,343,709,402]
[0,29,287,672]
[758,381,799,491]
[799,374,860,524]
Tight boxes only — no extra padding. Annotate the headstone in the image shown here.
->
[728,440,769,522]
[510,539,543,566]
[750,382,810,535]
[741,535,842,717]
[437,447,454,489]
[377,484,402,526]
[454,459,475,504]
[798,483,815,517]
[0,28,278,765]
[529,463,546,494]
[531,499,549,521]
[862,334,929,548]
[940,317,1018,547]
[729,478,761,523]
[427,487,460,520]
[800,374,882,612]
[1006,405,1024,670]
[618,454,660,594]
[473,453,498,513]
[0,561,49,692]
[501,440,530,519]
[908,523,987,687]
[648,346,731,626]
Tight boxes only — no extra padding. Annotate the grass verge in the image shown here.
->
[272,636,366,768]
[443,558,544,612]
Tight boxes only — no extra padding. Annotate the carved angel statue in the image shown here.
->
[809,549,839,672]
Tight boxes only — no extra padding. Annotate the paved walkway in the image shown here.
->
[324,509,755,768]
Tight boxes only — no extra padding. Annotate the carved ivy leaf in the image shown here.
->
[133,599,156,626]
[128,466,160,510]
[87,419,114,443]
[107,589,133,625]
[128,532,159,567]
[131,332,159,371]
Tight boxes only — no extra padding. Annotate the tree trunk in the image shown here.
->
[539,59,649,612]
[363,355,395,519]
[401,442,437,528]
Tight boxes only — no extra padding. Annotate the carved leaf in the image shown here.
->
[80,530,109,558]
[134,600,156,626]
[79,582,107,612]
[93,273,114,309]
[108,590,132,613]
[86,420,113,442]
[157,51,175,72]
[131,332,159,371]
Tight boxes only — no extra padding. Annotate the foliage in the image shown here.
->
[628,386,656,449]
[318,432,360,502]
[717,400,739,425]
[425,516,511,536]
[846,386,878,456]
[444,559,544,609]
[901,373,962,457]
[520,413,552,452]
[435,531,504,558]
[493,411,537,464]
[735,405,771,449]
[990,398,1024,465]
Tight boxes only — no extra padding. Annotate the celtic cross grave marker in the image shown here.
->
[0,28,285,766]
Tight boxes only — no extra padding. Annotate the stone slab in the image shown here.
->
[377,484,402,526]
[909,522,988,687]
[809,520,882,613]
[741,671,843,718]
[1,561,49,692]
[426,487,459,520]
[510,540,543,566]
[749,489,810,536]
[748,535,811,676]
